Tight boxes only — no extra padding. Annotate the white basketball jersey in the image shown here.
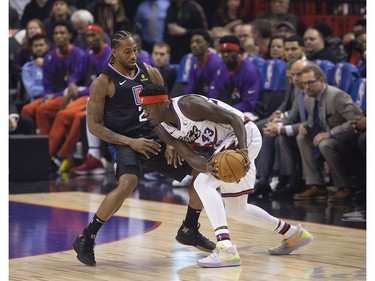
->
[159,95,245,149]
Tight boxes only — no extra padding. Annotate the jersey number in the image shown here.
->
[139,106,147,122]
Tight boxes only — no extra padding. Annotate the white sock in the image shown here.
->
[194,173,228,230]
[86,122,101,160]
[224,196,295,234]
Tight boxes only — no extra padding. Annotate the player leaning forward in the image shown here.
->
[140,85,313,268]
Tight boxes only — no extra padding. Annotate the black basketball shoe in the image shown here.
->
[73,233,96,266]
[175,221,215,252]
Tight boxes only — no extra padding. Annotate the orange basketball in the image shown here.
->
[213,150,247,183]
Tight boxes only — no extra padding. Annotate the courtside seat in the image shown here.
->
[313,59,335,85]
[351,77,366,111]
[260,59,286,91]
[246,55,265,77]
[332,62,361,94]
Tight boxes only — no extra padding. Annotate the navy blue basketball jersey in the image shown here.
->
[102,62,155,138]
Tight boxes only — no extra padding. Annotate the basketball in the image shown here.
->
[213,150,247,183]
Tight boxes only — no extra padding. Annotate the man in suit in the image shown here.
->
[293,63,363,201]
[258,58,309,199]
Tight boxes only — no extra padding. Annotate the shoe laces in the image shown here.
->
[210,244,225,258]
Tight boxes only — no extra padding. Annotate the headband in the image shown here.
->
[84,24,104,34]
[219,43,240,51]
[139,95,169,105]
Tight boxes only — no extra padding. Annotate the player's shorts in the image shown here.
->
[108,140,192,181]
[195,121,262,197]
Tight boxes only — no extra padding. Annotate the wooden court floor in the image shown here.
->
[9,189,366,281]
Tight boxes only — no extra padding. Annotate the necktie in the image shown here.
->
[309,99,322,138]
[309,99,323,158]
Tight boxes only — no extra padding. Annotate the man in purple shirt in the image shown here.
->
[27,20,86,135]
[208,35,261,113]
[48,24,112,173]
[184,29,224,97]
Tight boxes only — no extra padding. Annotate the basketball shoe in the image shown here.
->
[59,158,74,174]
[175,221,215,252]
[197,244,241,268]
[73,233,96,266]
[268,224,313,255]
[70,155,105,175]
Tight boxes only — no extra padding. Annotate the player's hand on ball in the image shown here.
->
[206,158,220,180]
[237,148,250,173]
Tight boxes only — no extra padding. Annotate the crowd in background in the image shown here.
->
[9,0,366,202]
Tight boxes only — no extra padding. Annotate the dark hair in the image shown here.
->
[285,35,304,47]
[29,34,48,45]
[153,41,171,54]
[251,19,272,38]
[139,84,168,97]
[313,21,332,38]
[109,30,134,64]
[53,20,74,34]
[219,35,240,46]
[191,29,212,45]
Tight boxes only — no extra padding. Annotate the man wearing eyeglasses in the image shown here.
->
[293,63,363,201]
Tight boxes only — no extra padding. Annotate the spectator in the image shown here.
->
[133,33,153,66]
[276,20,296,38]
[21,0,52,28]
[303,27,342,63]
[44,0,77,41]
[250,19,272,59]
[293,63,363,201]
[134,0,170,53]
[184,29,224,97]
[233,23,255,53]
[211,0,247,32]
[208,35,261,113]
[9,6,21,30]
[48,24,112,173]
[13,19,47,78]
[70,9,111,50]
[257,58,309,198]
[268,35,285,60]
[151,42,177,92]
[352,19,366,35]
[21,20,85,135]
[313,21,344,62]
[256,0,299,35]
[163,0,208,63]
[284,35,305,61]
[211,26,232,53]
[21,34,50,102]
[87,0,130,36]
[345,31,366,78]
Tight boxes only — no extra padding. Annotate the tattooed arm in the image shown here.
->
[87,73,161,158]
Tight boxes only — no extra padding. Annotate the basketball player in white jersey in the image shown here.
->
[139,84,313,268]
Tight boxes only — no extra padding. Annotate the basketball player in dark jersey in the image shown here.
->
[72,30,215,266]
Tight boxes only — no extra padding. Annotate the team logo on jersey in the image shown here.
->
[133,85,143,105]
[178,125,201,144]
[140,73,149,82]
